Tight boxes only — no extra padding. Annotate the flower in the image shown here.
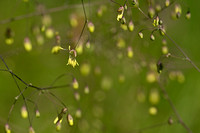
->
[51,45,64,54]
[67,46,79,68]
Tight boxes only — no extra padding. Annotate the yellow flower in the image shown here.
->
[117,6,124,21]
[67,46,79,68]
[51,46,64,54]
[67,57,79,68]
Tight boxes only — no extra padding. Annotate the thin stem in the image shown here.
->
[158,77,193,133]
[0,1,103,25]
[163,30,200,72]
[75,0,88,48]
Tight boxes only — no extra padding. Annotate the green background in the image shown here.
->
[0,0,200,133]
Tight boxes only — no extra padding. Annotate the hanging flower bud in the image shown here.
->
[120,16,126,24]
[127,46,134,58]
[24,37,32,52]
[80,63,91,76]
[128,21,134,32]
[162,46,168,54]
[149,89,160,105]
[138,32,143,39]
[159,26,166,36]
[120,24,128,30]
[70,14,78,28]
[84,86,90,94]
[177,71,185,83]
[5,124,11,133]
[116,38,126,48]
[86,41,91,49]
[75,109,82,118]
[56,121,62,131]
[51,46,64,54]
[45,28,54,38]
[175,4,182,18]
[157,61,163,74]
[165,0,170,7]
[132,0,139,7]
[146,72,156,83]
[42,15,52,27]
[117,6,124,21]
[150,34,155,41]
[118,74,125,83]
[5,28,14,45]
[35,109,40,118]
[88,21,95,33]
[148,7,155,18]
[72,78,79,89]
[54,117,63,125]
[155,4,161,12]
[67,114,74,126]
[149,106,157,115]
[67,46,79,68]
[153,16,160,27]
[54,108,67,124]
[137,91,146,103]
[29,126,35,133]
[75,44,83,55]
[74,92,80,101]
[185,10,191,20]
[36,35,44,45]
[97,5,107,17]
[168,117,174,125]
[21,105,28,119]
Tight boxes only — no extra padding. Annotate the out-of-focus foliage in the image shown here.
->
[0,0,200,133]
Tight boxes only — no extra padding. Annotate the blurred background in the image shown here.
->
[0,0,200,133]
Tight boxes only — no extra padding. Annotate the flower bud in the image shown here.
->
[67,114,74,126]
[72,78,79,89]
[24,37,32,52]
[88,22,95,33]
[21,105,28,119]
[5,124,11,133]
